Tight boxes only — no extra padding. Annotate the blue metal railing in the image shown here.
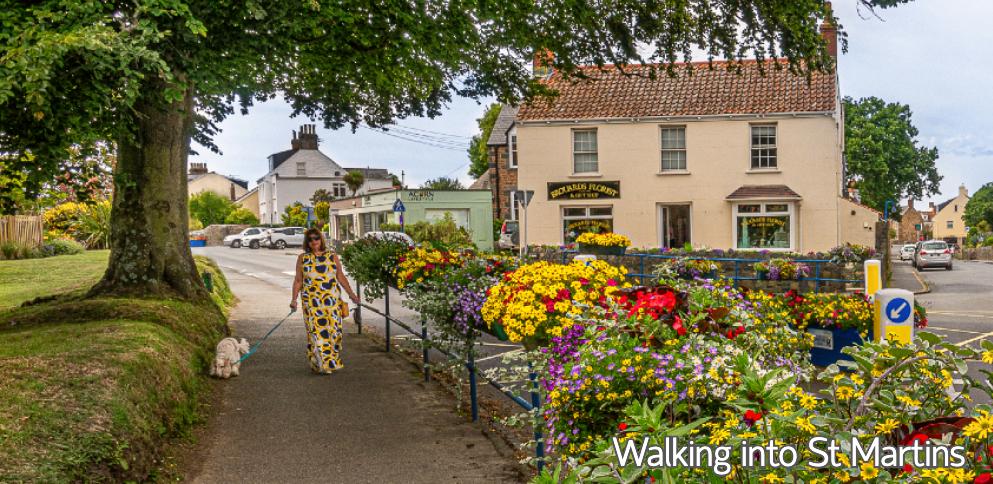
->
[355,293,545,471]
[560,251,862,292]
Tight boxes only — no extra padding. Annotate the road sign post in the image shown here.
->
[514,190,534,259]
[873,288,914,344]
[392,199,406,232]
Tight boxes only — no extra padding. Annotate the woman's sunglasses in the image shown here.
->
[308,236,321,242]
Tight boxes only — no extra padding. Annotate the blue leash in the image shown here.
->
[235,309,296,364]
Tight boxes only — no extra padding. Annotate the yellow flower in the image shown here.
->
[760,473,783,483]
[833,470,851,482]
[836,386,855,401]
[795,416,815,434]
[874,418,900,435]
[859,462,878,480]
[799,393,818,410]
[709,428,731,445]
[964,412,993,440]
[982,351,993,364]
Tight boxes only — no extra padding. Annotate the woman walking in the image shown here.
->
[291,228,359,374]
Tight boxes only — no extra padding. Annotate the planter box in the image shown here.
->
[189,239,207,247]
[807,326,869,367]
[578,244,626,256]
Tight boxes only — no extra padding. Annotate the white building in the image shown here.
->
[257,124,394,224]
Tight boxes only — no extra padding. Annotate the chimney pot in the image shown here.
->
[533,49,554,78]
[820,2,838,60]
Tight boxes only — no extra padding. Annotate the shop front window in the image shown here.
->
[562,206,613,244]
[336,215,355,241]
[734,202,794,250]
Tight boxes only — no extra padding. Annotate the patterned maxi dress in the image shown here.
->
[300,252,344,373]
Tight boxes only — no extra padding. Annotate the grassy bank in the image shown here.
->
[0,252,232,482]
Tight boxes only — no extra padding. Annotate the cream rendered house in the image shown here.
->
[515,30,878,251]
[932,184,970,245]
[188,162,249,201]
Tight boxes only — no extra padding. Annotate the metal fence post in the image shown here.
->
[814,262,822,293]
[529,362,544,473]
[422,316,430,382]
[733,261,740,287]
[354,281,362,334]
[468,350,479,422]
[384,285,391,353]
[639,255,646,285]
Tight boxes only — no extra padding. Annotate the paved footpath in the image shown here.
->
[186,269,523,483]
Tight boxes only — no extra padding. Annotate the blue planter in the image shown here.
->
[807,326,870,367]
[189,239,207,247]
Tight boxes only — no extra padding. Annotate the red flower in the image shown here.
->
[744,410,763,426]
[618,422,628,431]
[672,316,687,336]
[975,473,992,484]
[579,278,590,285]
[556,288,571,301]
[606,279,618,286]
[901,464,914,475]
[545,301,557,313]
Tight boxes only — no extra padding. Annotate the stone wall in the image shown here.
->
[203,224,249,246]
[961,246,993,261]
[529,246,861,293]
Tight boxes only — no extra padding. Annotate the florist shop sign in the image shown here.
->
[548,181,620,200]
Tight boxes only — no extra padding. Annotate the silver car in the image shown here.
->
[224,227,262,248]
[913,240,953,271]
[899,244,916,261]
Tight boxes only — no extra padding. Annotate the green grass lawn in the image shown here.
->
[0,250,109,310]
[0,253,232,482]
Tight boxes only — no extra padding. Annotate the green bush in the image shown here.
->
[189,191,236,227]
[375,213,474,250]
[339,236,410,300]
[40,239,85,257]
[0,241,40,260]
[281,202,308,227]
[224,207,259,225]
[72,200,111,249]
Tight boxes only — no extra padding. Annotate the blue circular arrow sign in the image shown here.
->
[885,298,912,324]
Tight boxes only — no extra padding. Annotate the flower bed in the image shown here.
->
[576,232,631,256]
[480,259,630,348]
[753,258,811,280]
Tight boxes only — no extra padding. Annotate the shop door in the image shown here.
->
[659,204,691,249]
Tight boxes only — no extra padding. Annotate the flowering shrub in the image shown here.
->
[540,280,811,458]
[753,258,811,280]
[395,247,467,289]
[828,243,877,265]
[480,260,629,347]
[652,257,720,281]
[575,232,632,248]
[536,333,991,483]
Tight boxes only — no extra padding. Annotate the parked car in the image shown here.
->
[225,227,263,248]
[242,228,271,249]
[362,231,414,247]
[497,220,519,250]
[913,240,953,271]
[267,227,306,249]
[899,244,916,261]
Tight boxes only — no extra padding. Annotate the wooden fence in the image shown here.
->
[0,215,44,247]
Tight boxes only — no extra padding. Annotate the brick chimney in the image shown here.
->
[960,184,969,197]
[820,2,838,59]
[290,129,301,150]
[189,162,208,175]
[907,198,915,210]
[298,124,319,150]
[533,49,554,78]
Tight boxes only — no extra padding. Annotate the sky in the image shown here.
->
[192,0,993,204]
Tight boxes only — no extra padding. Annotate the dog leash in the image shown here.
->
[235,309,296,364]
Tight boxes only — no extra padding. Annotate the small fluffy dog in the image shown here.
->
[210,337,250,379]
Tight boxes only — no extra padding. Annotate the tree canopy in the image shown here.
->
[468,103,502,179]
[421,177,464,191]
[843,96,941,213]
[964,182,993,232]
[0,0,910,298]
[343,171,365,196]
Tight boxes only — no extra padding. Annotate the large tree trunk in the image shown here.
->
[90,81,207,300]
